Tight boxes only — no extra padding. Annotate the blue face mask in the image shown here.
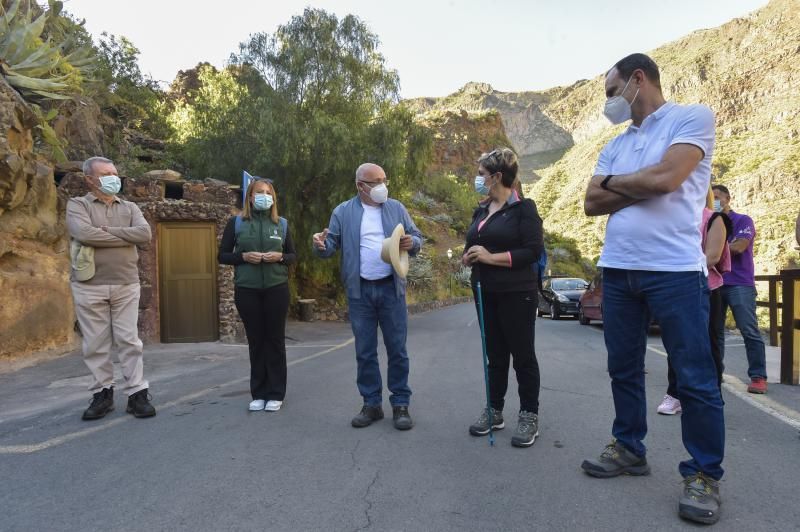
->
[713,199,722,212]
[98,175,121,195]
[474,175,490,195]
[253,193,273,211]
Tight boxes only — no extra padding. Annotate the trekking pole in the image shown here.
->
[475,281,495,446]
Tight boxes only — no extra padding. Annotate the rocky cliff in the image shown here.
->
[0,77,75,358]
[408,82,573,182]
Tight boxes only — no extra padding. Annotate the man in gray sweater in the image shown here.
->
[66,156,156,420]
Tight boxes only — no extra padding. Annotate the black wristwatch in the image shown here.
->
[600,175,615,190]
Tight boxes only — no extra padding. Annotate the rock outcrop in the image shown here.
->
[0,77,74,358]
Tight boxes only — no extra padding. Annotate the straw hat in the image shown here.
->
[380,223,409,279]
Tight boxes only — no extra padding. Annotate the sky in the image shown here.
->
[62,0,770,98]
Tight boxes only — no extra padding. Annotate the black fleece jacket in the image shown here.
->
[464,196,544,293]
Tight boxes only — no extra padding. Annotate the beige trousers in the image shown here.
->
[70,282,149,396]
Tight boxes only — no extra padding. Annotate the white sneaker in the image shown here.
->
[249,399,266,411]
[656,394,682,415]
[264,400,283,412]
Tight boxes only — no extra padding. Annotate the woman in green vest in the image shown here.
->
[218,178,296,412]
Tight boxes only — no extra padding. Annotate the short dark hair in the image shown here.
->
[478,147,518,187]
[712,184,730,198]
[612,53,661,89]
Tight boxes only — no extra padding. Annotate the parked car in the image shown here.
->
[578,271,657,327]
[578,273,603,325]
[538,277,588,320]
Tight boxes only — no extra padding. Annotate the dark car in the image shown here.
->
[537,277,588,320]
[578,273,603,325]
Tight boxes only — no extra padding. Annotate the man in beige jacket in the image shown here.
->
[67,156,156,420]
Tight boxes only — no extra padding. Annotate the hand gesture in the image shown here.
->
[399,235,413,251]
[312,228,329,251]
[242,251,263,264]
[262,252,283,263]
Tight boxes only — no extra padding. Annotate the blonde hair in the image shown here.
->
[706,187,715,210]
[242,178,279,223]
[477,147,519,187]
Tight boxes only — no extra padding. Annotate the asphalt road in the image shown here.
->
[1,303,799,531]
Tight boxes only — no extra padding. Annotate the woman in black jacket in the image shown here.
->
[463,147,545,447]
[218,178,296,413]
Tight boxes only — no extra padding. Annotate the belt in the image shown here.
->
[360,275,394,284]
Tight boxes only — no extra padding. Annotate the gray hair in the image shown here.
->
[83,156,114,176]
[355,163,381,183]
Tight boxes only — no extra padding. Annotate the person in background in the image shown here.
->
[657,188,732,415]
[712,184,768,394]
[581,53,725,524]
[464,148,544,448]
[66,156,155,420]
[795,210,800,247]
[218,178,296,412]
[312,163,422,431]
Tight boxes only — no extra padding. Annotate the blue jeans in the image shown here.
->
[603,268,725,480]
[347,278,411,407]
[719,285,767,379]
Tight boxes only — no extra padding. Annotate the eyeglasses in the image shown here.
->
[359,179,389,187]
[253,177,274,185]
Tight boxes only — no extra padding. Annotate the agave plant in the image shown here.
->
[0,0,92,100]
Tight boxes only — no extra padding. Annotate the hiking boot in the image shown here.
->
[82,387,114,420]
[747,376,767,394]
[511,410,539,448]
[469,407,504,436]
[679,472,721,524]
[581,440,651,478]
[392,406,414,430]
[351,405,384,428]
[657,394,682,415]
[126,389,156,418]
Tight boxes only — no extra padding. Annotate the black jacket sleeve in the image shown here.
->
[218,217,245,265]
[282,224,297,265]
[508,199,544,269]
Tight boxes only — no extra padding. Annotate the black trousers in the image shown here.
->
[475,288,541,413]
[667,287,724,397]
[234,283,290,401]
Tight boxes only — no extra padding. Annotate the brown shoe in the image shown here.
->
[747,376,767,394]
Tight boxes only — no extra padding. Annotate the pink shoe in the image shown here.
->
[657,394,682,415]
[747,376,767,394]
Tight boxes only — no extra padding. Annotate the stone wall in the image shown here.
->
[0,77,76,358]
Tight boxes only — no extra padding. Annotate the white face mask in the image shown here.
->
[603,76,640,125]
[98,175,121,195]
[367,183,388,204]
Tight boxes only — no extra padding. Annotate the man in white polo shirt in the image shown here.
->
[580,54,724,525]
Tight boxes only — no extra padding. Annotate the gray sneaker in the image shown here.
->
[469,407,504,436]
[679,473,721,524]
[511,410,539,447]
[581,440,651,478]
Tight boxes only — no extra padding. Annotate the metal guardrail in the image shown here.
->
[756,270,800,385]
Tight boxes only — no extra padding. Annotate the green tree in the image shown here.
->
[171,8,432,294]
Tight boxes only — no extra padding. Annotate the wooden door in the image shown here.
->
[158,222,219,342]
